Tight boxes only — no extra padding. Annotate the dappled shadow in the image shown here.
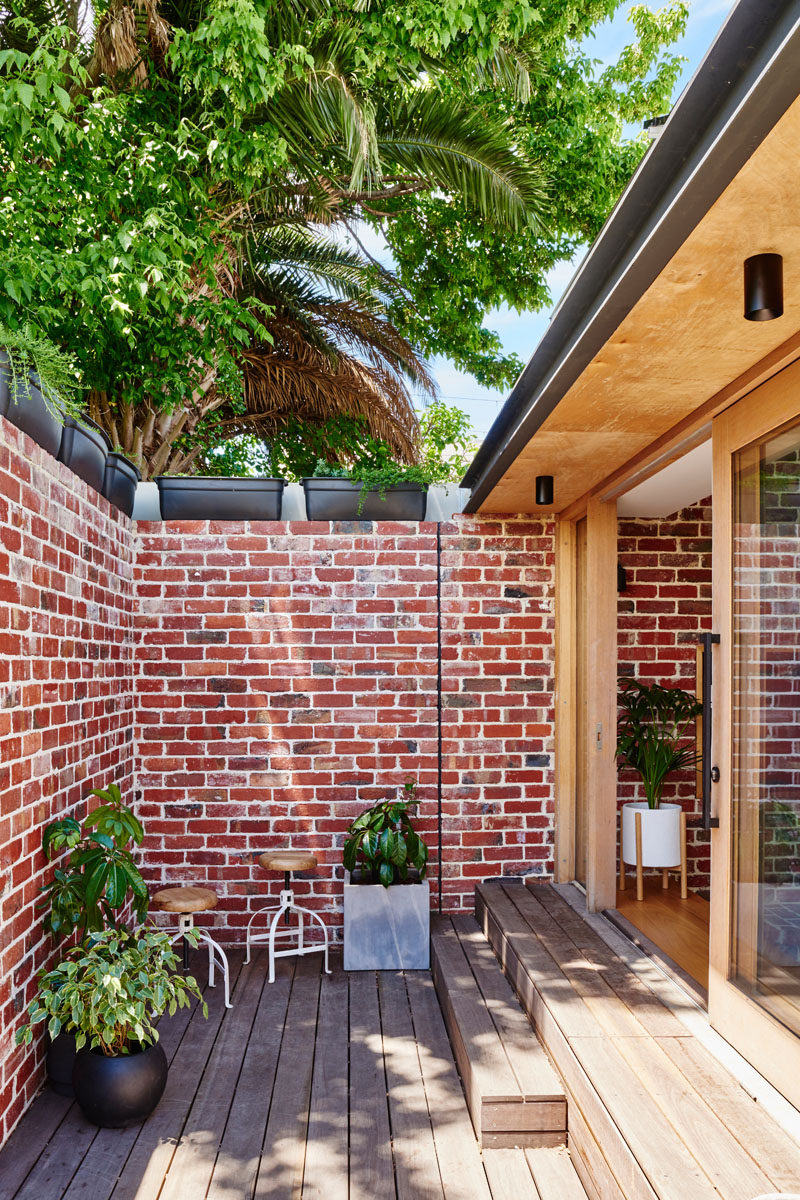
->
[0,948,492,1200]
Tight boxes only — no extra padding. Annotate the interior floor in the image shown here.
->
[614,878,710,992]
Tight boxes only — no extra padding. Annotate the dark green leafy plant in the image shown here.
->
[40,783,149,942]
[343,781,429,887]
[16,927,207,1056]
[616,679,702,810]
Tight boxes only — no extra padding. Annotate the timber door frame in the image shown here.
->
[710,356,800,1108]
[554,497,618,911]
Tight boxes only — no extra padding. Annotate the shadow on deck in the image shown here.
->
[0,948,556,1200]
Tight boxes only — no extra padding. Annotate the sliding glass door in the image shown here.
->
[711,360,800,1104]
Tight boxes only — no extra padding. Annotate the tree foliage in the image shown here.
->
[0,0,688,472]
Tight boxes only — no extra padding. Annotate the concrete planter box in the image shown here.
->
[343,872,430,970]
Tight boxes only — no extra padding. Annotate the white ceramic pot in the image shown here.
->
[621,802,682,868]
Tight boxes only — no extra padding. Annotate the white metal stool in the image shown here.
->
[245,851,331,982]
[150,886,233,1009]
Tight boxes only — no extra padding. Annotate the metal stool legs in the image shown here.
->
[170,912,233,1009]
[245,871,330,982]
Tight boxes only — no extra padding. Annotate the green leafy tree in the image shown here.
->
[0,0,687,471]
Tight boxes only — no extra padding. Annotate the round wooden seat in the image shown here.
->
[258,851,317,873]
[151,885,218,914]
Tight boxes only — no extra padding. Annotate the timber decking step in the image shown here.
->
[431,914,567,1149]
[476,880,800,1200]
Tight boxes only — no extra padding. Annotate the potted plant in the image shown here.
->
[616,679,702,871]
[38,783,150,1095]
[155,475,285,520]
[303,402,476,521]
[342,781,430,969]
[0,323,82,458]
[17,927,206,1128]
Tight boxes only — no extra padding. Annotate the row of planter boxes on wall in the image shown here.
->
[154,475,428,521]
[0,368,141,517]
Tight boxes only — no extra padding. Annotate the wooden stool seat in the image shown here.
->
[258,851,317,873]
[151,885,218,914]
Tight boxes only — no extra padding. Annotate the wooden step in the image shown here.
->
[431,914,567,1149]
[476,881,800,1200]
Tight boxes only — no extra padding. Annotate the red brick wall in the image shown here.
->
[440,517,555,909]
[617,497,712,892]
[0,418,135,1145]
[133,516,555,940]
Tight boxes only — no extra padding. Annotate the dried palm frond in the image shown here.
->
[232,310,424,463]
[90,0,171,87]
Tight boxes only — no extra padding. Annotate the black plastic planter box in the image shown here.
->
[155,476,285,520]
[58,415,111,493]
[102,452,142,517]
[302,478,427,521]
[0,356,63,458]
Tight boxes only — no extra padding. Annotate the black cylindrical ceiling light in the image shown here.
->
[744,253,783,321]
[535,475,554,506]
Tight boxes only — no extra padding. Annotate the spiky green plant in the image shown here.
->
[616,679,702,810]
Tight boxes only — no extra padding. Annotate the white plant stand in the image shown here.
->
[619,805,688,902]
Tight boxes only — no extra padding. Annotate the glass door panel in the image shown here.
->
[731,421,800,1033]
[575,517,588,886]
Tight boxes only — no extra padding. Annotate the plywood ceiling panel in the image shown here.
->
[481,95,800,513]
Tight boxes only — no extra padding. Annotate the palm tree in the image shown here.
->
[2,0,547,476]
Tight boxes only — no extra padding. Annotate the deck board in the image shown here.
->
[0,940,588,1200]
[477,881,800,1200]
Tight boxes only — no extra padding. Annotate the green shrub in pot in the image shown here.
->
[616,678,702,874]
[16,928,207,1127]
[342,781,431,969]
[40,782,149,942]
[37,782,150,1094]
[343,781,429,887]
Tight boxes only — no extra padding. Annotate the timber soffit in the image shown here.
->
[461,0,800,513]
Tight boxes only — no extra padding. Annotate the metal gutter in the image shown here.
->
[462,0,800,512]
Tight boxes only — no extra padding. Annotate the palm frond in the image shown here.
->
[375,89,547,232]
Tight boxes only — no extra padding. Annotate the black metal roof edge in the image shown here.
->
[462,0,800,510]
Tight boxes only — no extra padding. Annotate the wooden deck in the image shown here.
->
[477,880,800,1200]
[0,949,584,1200]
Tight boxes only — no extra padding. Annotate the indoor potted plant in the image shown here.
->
[303,402,476,521]
[155,474,286,520]
[16,927,206,1127]
[617,679,702,872]
[0,323,82,457]
[38,783,150,1095]
[342,781,430,969]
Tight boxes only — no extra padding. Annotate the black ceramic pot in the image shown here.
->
[155,476,285,520]
[0,355,63,458]
[72,1040,168,1128]
[58,415,110,493]
[102,452,142,518]
[302,477,428,521]
[46,1030,77,1097]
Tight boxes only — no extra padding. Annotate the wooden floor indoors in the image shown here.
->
[614,878,710,991]
[0,948,583,1200]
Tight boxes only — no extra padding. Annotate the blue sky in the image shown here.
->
[424,0,737,436]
